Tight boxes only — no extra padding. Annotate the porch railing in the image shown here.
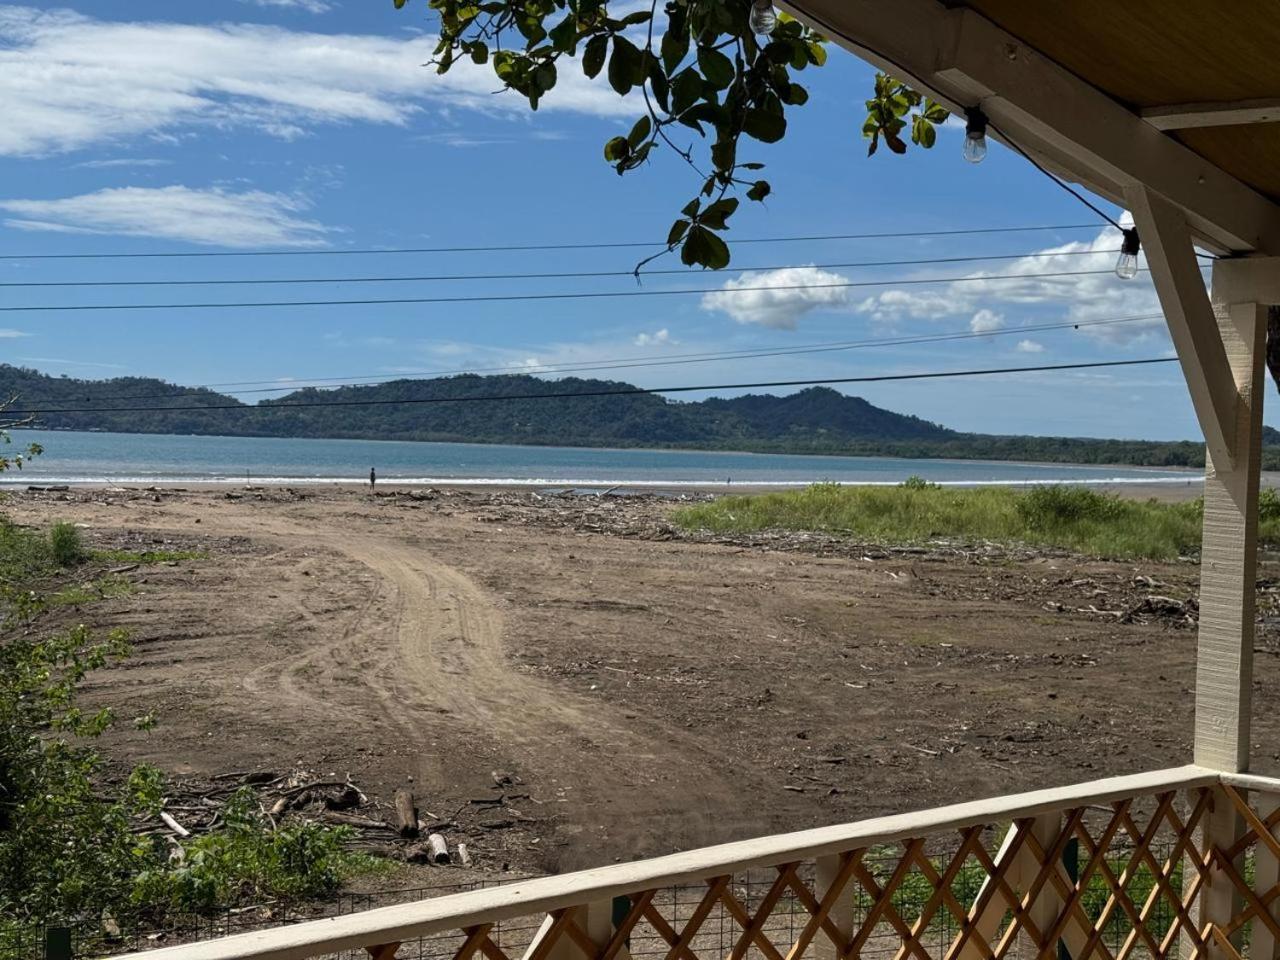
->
[109,766,1280,960]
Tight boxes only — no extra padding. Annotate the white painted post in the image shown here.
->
[812,854,853,960]
[1253,794,1280,960]
[1193,264,1267,773]
[1190,787,1247,960]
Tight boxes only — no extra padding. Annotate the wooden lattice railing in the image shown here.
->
[111,766,1280,960]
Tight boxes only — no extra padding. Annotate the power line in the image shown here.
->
[0,223,1107,261]
[10,358,1177,416]
[0,267,1158,313]
[70,313,1164,402]
[0,248,1146,289]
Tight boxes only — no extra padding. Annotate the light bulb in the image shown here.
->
[1115,228,1141,280]
[962,107,988,164]
[749,0,777,35]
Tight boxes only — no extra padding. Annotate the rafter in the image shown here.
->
[1144,98,1280,130]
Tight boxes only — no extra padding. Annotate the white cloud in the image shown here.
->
[969,308,1004,334]
[72,157,171,169]
[18,356,125,369]
[0,329,29,338]
[701,266,849,330]
[852,227,1172,346]
[633,328,676,347]
[0,6,630,158]
[1015,339,1045,353]
[239,0,334,12]
[0,185,333,248]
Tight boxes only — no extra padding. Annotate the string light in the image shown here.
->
[1115,228,1141,280]
[749,0,778,35]
[963,107,989,164]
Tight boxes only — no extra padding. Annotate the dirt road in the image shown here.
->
[11,486,1280,874]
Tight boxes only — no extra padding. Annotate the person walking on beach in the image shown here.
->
[369,467,376,492]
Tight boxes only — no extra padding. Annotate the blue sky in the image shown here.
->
[0,0,1234,440]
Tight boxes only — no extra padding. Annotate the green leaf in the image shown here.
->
[547,15,578,54]
[582,34,608,79]
[746,180,771,202]
[698,197,738,230]
[681,223,730,267]
[469,41,489,64]
[661,27,689,75]
[697,46,735,90]
[743,109,786,143]
[667,219,690,247]
[603,136,630,162]
[627,115,652,149]
[608,35,642,96]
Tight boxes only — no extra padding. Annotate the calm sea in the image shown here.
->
[0,429,1203,489]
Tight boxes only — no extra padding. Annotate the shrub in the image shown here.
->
[1015,485,1122,529]
[49,522,85,567]
[899,475,940,490]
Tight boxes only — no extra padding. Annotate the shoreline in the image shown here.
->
[1,474,1225,503]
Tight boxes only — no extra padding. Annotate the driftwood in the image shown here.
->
[160,811,190,837]
[394,790,419,838]
[426,833,451,864]
[457,843,472,867]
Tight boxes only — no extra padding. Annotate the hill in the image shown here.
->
[0,364,1246,469]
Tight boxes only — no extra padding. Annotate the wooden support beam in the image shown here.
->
[782,0,1280,256]
[1194,261,1268,773]
[810,854,853,960]
[1193,788,1247,960]
[1127,186,1240,469]
[1252,794,1280,960]
[1144,99,1280,131]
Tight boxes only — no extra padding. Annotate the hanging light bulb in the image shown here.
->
[749,0,777,35]
[962,107,988,164]
[1115,228,1141,280]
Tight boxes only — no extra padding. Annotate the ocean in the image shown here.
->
[0,429,1202,489]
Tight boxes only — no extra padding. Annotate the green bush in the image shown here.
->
[1015,485,1122,528]
[49,522,85,567]
[132,790,361,913]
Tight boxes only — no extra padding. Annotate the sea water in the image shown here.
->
[0,429,1202,489]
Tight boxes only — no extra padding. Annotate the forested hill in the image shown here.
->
[0,364,1246,469]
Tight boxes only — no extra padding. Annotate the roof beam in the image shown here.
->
[1126,185,1238,469]
[1144,99,1280,131]
[783,0,1280,256]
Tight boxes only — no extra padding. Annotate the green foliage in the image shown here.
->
[393,1,943,268]
[674,482,1259,560]
[899,475,939,490]
[862,73,949,156]
[132,790,362,912]
[49,522,85,567]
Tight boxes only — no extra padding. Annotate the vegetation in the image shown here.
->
[5,365,1267,470]
[0,497,371,942]
[675,482,1280,560]
[395,0,944,269]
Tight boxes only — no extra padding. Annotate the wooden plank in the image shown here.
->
[1194,788,1247,960]
[1126,185,1239,469]
[1144,99,1280,131]
[105,767,1222,960]
[1250,794,1280,960]
[1194,260,1267,772]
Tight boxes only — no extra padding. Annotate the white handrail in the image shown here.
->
[107,765,1228,960]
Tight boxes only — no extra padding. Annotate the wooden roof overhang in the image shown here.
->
[784,0,1280,258]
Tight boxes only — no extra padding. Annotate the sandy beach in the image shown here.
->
[8,483,1279,876]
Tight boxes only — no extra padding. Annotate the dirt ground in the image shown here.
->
[9,484,1280,879]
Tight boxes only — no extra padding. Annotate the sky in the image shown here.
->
[0,0,1243,441]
